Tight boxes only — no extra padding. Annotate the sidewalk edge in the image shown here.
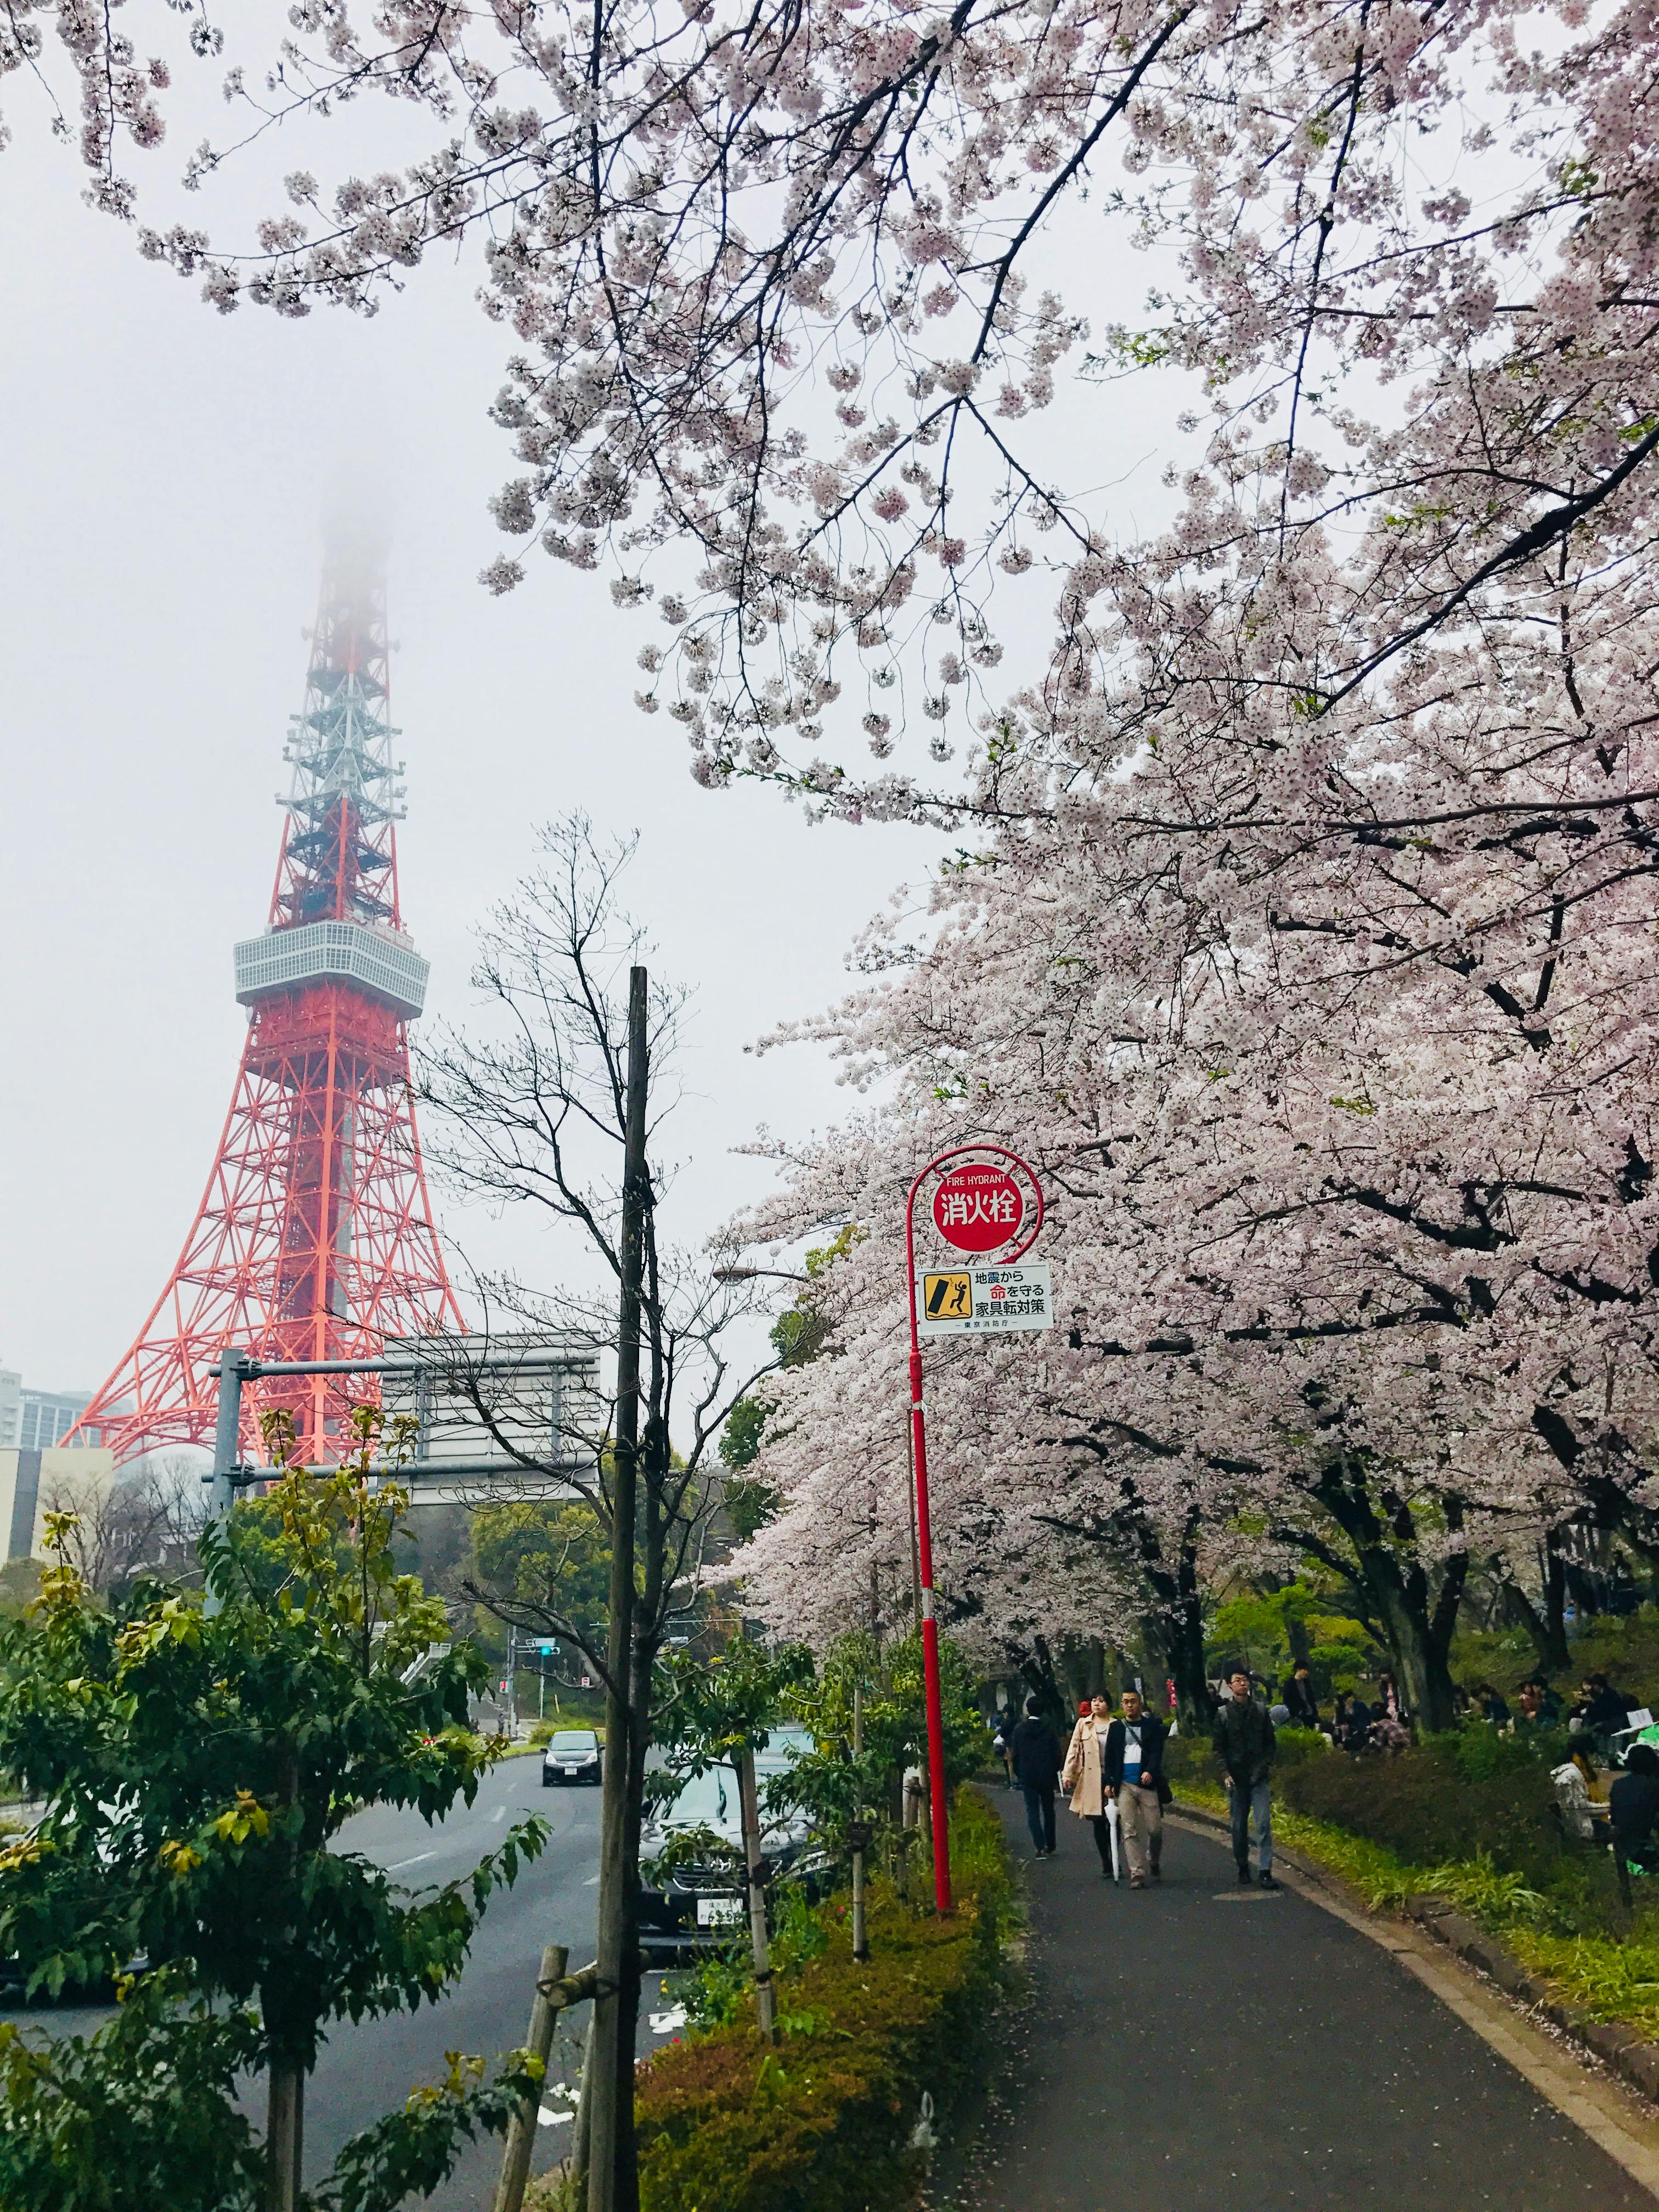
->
[1172,1797,1659,2126]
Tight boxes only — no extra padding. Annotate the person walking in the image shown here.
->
[1008,1696,1063,1858]
[991,1713,1015,1790]
[1062,1692,1118,1878]
[1105,1686,1167,1889]
[1213,1664,1278,1888]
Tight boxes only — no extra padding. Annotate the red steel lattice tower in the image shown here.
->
[71,551,464,1464]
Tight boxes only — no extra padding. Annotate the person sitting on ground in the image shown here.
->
[1331,1690,1372,1751]
[1104,1686,1169,1890]
[1474,1682,1511,1726]
[1515,1677,1561,1728]
[1283,1661,1321,1733]
[1212,1665,1279,1889]
[1609,1743,1659,1873]
[1551,1733,1607,1841]
[1009,1696,1063,1859]
[1062,1694,1119,1880]
[1583,1673,1633,1736]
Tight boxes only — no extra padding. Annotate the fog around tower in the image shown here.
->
[0,144,949,1398]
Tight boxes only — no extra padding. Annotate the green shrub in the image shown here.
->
[629,1788,1011,2212]
[1276,1730,1565,1881]
[1163,1721,1326,1791]
[1162,1731,1217,1792]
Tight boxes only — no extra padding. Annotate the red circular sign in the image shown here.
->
[932,1164,1025,1251]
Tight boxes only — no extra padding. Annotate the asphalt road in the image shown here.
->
[307,1753,679,2209]
[1,1753,678,2212]
[947,1790,1657,2210]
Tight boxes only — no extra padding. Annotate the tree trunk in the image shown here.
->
[1299,1466,1466,1734]
[850,1678,868,1965]
[1349,1543,1460,1733]
[735,1747,777,2039]
[585,968,650,2212]
[1014,1635,1068,1730]
[266,2057,303,2212]
[1142,1532,1213,1728]
[1499,1533,1571,1673]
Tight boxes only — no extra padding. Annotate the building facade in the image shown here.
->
[19,1391,92,1452]
[0,1448,116,1561]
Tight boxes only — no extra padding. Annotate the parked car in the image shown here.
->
[541,1728,603,1787]
[636,1730,828,1965]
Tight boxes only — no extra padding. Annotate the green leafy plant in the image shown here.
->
[0,1411,548,2211]
[602,1789,1013,2212]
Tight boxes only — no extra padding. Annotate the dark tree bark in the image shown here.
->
[1279,1463,1468,1733]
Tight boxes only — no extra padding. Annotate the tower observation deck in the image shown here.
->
[70,551,463,1464]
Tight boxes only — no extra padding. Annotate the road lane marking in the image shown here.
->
[584,1875,599,1887]
[388,1852,436,1872]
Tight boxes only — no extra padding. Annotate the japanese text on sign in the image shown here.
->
[932,1163,1026,1252]
[938,1185,1018,1231]
[918,1262,1053,1337]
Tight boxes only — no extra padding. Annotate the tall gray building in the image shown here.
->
[19,1391,91,1451]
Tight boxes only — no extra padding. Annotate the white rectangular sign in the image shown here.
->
[918,1261,1053,1338]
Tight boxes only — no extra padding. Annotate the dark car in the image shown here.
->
[636,1728,828,1964]
[541,1728,603,1787]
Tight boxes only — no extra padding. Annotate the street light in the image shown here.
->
[710,1265,809,1284]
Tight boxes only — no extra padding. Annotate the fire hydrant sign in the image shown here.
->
[919,1262,1053,1336]
[932,1164,1025,1251]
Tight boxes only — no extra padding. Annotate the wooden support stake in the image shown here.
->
[494,1948,602,2212]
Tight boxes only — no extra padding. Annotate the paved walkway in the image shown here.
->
[943,1791,1657,2209]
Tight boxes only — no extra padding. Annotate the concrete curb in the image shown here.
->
[1173,1796,1659,2115]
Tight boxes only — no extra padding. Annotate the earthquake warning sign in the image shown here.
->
[919,1262,1053,1338]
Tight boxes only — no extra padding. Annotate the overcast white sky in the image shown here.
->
[0,70,1190,1404]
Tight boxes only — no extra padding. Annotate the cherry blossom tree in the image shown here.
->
[723,682,1659,1729]
[10,0,1659,828]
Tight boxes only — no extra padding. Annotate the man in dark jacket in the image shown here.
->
[1104,1687,1167,1888]
[1611,1742,1659,1871]
[1009,1697,1063,1858]
[1213,1666,1278,1888]
[1584,1674,1633,1736]
[1283,1662,1321,1733]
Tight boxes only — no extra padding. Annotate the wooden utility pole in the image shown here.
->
[586,967,650,2212]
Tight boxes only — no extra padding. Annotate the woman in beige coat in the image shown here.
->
[1061,1691,1117,1878]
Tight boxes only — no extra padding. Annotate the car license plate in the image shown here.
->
[696,1895,743,1927]
[563,1767,579,1778]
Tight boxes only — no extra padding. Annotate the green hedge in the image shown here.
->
[631,1788,1011,2212]
[1273,1729,1566,1881]
[1167,1719,1570,1882]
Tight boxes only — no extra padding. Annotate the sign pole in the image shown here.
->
[904,1145,1047,1916]
[904,1180,954,1915]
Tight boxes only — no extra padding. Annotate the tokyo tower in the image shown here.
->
[70,549,464,1465]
